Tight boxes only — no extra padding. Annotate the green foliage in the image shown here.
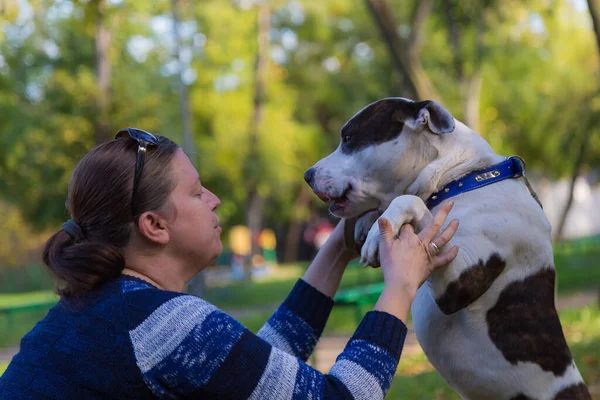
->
[0,0,600,256]
[0,203,51,268]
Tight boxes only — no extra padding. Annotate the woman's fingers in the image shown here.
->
[431,219,459,249]
[399,223,415,239]
[431,246,459,269]
[378,218,394,246]
[418,201,454,243]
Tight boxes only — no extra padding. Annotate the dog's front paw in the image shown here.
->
[354,210,379,250]
[360,223,381,267]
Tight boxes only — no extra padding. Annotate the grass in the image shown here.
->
[206,247,600,311]
[4,306,598,397]
[384,306,600,399]
[1,248,598,390]
[241,306,600,399]
[203,260,383,312]
[1,248,597,350]
[554,249,600,294]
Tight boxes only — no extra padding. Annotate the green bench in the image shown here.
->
[334,282,384,324]
[0,291,58,335]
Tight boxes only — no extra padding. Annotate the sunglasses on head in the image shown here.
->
[115,128,160,219]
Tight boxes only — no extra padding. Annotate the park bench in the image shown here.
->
[0,292,58,335]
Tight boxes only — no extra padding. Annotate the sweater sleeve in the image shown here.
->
[256,279,334,361]
[128,293,407,400]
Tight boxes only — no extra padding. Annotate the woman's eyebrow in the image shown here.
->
[191,177,202,190]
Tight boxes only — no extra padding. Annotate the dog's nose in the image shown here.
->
[304,168,316,186]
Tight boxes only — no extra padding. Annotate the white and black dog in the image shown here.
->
[304,98,591,400]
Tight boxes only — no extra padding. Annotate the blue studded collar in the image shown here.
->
[425,156,537,209]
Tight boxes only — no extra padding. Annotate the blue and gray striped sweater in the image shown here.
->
[0,275,407,399]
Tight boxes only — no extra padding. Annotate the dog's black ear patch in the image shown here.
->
[414,100,455,134]
[339,98,455,154]
[553,383,591,399]
[486,268,574,376]
[435,253,506,315]
[340,98,420,154]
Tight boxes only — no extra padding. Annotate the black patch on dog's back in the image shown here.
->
[511,395,535,400]
[435,253,506,315]
[486,268,573,376]
[553,383,591,399]
[341,98,422,154]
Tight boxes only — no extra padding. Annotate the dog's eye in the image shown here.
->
[343,135,351,143]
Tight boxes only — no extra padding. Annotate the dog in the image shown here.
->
[304,98,591,400]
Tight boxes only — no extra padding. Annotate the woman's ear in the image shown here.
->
[137,211,170,245]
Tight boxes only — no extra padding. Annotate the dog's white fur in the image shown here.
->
[307,98,587,399]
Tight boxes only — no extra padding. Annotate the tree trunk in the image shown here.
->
[553,133,591,241]
[555,0,600,240]
[172,0,205,296]
[364,0,439,101]
[442,0,486,131]
[172,0,195,164]
[587,0,600,52]
[94,0,111,144]
[243,1,270,280]
[462,70,482,131]
[586,0,600,304]
[408,0,435,59]
[283,186,312,263]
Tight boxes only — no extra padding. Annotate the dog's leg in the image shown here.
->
[353,210,380,250]
[360,195,432,267]
[406,155,461,198]
[406,151,491,199]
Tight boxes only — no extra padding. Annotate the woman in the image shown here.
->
[0,128,459,399]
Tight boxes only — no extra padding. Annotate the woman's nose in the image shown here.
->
[209,190,221,210]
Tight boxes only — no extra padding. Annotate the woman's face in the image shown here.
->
[165,149,222,270]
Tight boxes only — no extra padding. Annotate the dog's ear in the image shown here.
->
[414,101,455,134]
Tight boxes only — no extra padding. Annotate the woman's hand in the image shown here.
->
[301,218,358,298]
[324,218,361,260]
[374,201,459,322]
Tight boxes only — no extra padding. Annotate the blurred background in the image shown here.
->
[0,0,599,397]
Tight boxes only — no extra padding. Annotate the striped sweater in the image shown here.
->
[0,275,407,399]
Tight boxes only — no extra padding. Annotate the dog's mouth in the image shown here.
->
[312,185,352,215]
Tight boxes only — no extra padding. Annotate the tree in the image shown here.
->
[241,1,270,279]
[94,0,111,144]
[364,0,439,101]
[553,0,600,241]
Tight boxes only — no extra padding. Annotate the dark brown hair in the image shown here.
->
[42,136,180,297]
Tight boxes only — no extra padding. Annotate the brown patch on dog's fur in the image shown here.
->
[486,268,573,376]
[553,383,591,400]
[435,253,506,315]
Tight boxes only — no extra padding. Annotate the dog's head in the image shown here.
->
[304,97,456,218]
